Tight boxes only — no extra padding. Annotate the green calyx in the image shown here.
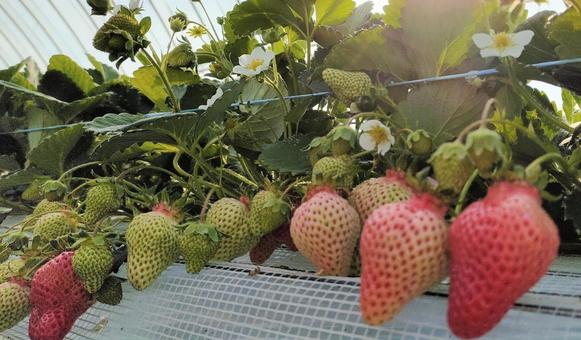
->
[41,180,67,202]
[182,222,220,243]
[166,43,197,69]
[327,126,358,156]
[465,128,507,177]
[86,0,113,15]
[169,11,188,32]
[406,129,433,156]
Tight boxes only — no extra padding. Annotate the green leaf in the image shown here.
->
[228,79,288,151]
[395,80,488,144]
[47,55,95,95]
[0,60,26,82]
[258,135,312,175]
[227,0,309,39]
[335,1,373,35]
[383,0,405,29]
[325,26,413,79]
[315,0,355,27]
[25,105,62,151]
[27,125,85,176]
[59,92,117,123]
[85,113,147,133]
[0,155,20,172]
[91,131,175,161]
[0,80,65,109]
[130,66,169,110]
[0,168,46,192]
[516,11,559,64]
[548,7,581,60]
[86,54,119,83]
[562,89,576,123]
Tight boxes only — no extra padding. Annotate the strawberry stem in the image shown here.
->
[454,169,479,216]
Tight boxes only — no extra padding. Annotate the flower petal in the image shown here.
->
[360,119,382,132]
[238,54,252,67]
[512,30,534,46]
[233,65,258,77]
[376,141,392,155]
[359,133,376,151]
[472,33,494,48]
[501,45,526,58]
[480,48,500,58]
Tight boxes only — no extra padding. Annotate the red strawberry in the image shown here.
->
[448,181,559,338]
[360,194,448,325]
[29,252,92,340]
[249,232,279,265]
[272,222,297,251]
[290,186,361,276]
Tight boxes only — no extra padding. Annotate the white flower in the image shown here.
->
[359,120,395,155]
[232,47,275,77]
[198,87,224,110]
[472,30,534,58]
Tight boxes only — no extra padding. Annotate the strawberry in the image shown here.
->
[428,142,475,195]
[322,68,372,103]
[206,197,256,261]
[326,126,358,156]
[405,129,433,156]
[82,180,122,225]
[95,276,123,306]
[33,212,78,242]
[41,180,67,202]
[32,199,69,217]
[448,181,559,338]
[0,281,31,332]
[349,170,414,222]
[465,128,506,177]
[360,194,449,325]
[29,251,92,340]
[178,223,220,274]
[166,43,197,68]
[306,137,331,165]
[72,243,113,293]
[0,258,25,284]
[312,155,357,189]
[126,206,180,291]
[290,186,361,276]
[248,190,289,236]
[249,232,279,265]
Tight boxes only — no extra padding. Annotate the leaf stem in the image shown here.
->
[142,48,181,112]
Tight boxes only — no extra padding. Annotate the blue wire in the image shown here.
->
[3,58,581,135]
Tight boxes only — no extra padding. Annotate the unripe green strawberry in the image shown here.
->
[168,11,188,32]
[73,244,113,293]
[166,43,197,68]
[179,224,220,274]
[290,186,361,276]
[322,68,372,103]
[312,155,357,189]
[360,194,448,325]
[428,142,475,195]
[126,209,180,291]
[33,212,78,242]
[465,128,506,177]
[95,276,123,306]
[349,170,415,222]
[0,259,25,284]
[307,137,331,165]
[41,180,67,202]
[83,181,122,225]
[206,197,256,261]
[327,126,358,156]
[86,0,113,15]
[0,281,31,332]
[406,129,433,156]
[33,199,69,217]
[248,190,289,236]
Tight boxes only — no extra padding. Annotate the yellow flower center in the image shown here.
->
[248,59,264,71]
[493,32,512,50]
[368,126,389,144]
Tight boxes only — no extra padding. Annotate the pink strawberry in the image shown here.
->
[29,252,92,340]
[360,194,448,325]
[290,186,361,276]
[448,181,559,338]
[349,170,415,222]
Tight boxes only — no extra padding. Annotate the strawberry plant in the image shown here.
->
[0,0,580,338]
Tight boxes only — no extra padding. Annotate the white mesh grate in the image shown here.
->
[2,249,581,340]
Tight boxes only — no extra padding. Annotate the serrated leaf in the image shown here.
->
[27,125,85,176]
[0,80,65,109]
[59,92,117,123]
[258,135,311,174]
[85,113,147,133]
[91,130,175,160]
[395,80,488,144]
[0,60,26,82]
[25,106,62,151]
[517,11,559,64]
[383,0,405,28]
[47,55,95,95]
[548,7,581,60]
[130,66,169,110]
[86,54,118,83]
[0,168,46,192]
[228,79,288,151]
[335,1,372,35]
[315,0,355,27]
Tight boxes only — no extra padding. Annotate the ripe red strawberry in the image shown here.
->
[360,194,448,325]
[349,170,415,221]
[29,251,92,340]
[448,181,559,338]
[290,186,361,276]
[249,232,279,265]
